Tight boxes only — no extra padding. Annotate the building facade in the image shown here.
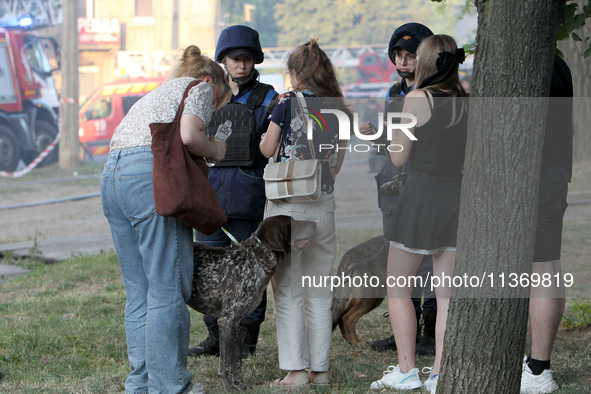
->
[77,0,216,101]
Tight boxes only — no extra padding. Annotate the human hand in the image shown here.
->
[359,121,375,135]
[210,138,227,163]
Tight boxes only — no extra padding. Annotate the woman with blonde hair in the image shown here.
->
[260,39,350,388]
[101,45,230,394]
[370,34,468,393]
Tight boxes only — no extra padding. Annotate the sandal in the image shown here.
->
[309,371,330,387]
[270,370,310,389]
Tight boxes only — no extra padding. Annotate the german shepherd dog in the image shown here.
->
[331,236,389,344]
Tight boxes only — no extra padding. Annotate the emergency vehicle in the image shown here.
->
[78,76,164,159]
[0,25,60,172]
[342,51,397,97]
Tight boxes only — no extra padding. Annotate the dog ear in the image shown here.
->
[257,216,291,254]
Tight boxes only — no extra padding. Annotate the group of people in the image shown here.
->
[100,19,572,394]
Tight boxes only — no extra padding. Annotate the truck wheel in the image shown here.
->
[0,125,20,172]
[23,120,59,167]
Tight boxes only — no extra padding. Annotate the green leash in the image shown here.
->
[221,227,240,246]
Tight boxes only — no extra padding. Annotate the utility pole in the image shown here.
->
[172,0,179,49]
[59,0,80,170]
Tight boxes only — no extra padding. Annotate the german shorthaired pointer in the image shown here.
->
[187,215,316,391]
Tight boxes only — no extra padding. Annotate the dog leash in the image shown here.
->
[221,227,240,246]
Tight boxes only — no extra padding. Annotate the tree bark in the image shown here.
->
[438,0,566,392]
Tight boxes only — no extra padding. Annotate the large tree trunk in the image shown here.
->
[559,0,591,163]
[438,0,565,392]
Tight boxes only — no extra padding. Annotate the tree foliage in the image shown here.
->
[221,0,280,47]
[558,0,591,57]
[435,0,591,57]
[273,0,457,47]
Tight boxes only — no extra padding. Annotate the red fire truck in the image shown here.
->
[342,51,397,97]
[0,26,60,172]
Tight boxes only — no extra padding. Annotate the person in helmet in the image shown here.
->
[190,25,278,359]
[360,22,437,356]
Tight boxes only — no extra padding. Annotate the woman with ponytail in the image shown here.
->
[260,39,351,388]
[101,45,230,394]
[370,34,468,393]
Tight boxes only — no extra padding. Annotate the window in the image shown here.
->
[135,0,153,17]
[23,35,52,75]
[87,97,112,120]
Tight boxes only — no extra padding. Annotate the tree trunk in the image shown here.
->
[559,0,591,163]
[438,0,565,393]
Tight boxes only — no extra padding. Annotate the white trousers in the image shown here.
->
[266,194,336,372]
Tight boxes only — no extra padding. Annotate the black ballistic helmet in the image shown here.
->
[215,25,264,64]
[388,22,434,64]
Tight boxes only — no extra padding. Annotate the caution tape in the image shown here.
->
[0,132,60,178]
[60,97,78,104]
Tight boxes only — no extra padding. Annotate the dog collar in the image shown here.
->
[221,227,240,246]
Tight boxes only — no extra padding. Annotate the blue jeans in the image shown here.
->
[101,146,195,394]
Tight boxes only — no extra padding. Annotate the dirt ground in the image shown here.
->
[0,153,589,261]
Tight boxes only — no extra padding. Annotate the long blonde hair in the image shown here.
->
[414,35,466,96]
[167,45,231,108]
[413,35,467,125]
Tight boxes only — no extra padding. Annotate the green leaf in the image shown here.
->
[583,45,591,58]
[463,42,476,55]
[555,48,565,58]
[573,32,583,41]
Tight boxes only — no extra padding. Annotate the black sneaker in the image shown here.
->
[370,335,396,352]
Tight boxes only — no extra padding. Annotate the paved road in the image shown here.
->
[0,155,381,281]
[1,154,589,282]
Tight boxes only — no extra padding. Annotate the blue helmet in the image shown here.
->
[215,25,264,64]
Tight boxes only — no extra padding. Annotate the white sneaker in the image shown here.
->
[188,382,206,393]
[371,365,423,390]
[521,359,559,393]
[423,375,438,393]
[422,366,438,393]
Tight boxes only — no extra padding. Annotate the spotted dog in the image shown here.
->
[187,215,316,391]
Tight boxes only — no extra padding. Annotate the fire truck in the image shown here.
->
[342,51,397,98]
[0,25,60,172]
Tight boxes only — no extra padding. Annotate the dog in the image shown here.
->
[331,236,389,344]
[187,215,316,391]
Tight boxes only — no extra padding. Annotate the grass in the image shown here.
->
[569,161,591,194]
[0,161,589,392]
[1,221,590,393]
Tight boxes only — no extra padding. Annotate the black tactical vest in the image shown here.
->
[206,83,273,167]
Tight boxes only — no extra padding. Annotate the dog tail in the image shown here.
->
[331,294,349,331]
